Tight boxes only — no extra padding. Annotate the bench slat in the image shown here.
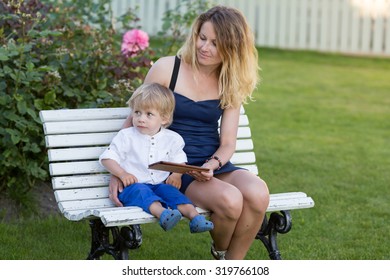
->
[44,126,251,148]
[93,195,315,227]
[267,192,309,198]
[42,114,248,135]
[49,158,257,178]
[101,211,157,226]
[63,209,93,221]
[43,119,126,135]
[58,192,314,220]
[50,163,258,191]
[39,107,246,123]
[45,132,117,148]
[231,152,256,164]
[63,206,157,222]
[89,193,311,211]
[49,160,258,177]
[57,189,310,205]
[47,139,254,162]
[49,161,104,176]
[267,197,315,211]
[55,187,109,202]
[236,139,253,151]
[233,164,259,174]
[58,198,115,213]
[48,147,107,162]
[39,107,131,122]
[60,195,315,226]
[52,174,111,190]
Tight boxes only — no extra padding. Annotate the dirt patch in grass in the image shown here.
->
[0,181,60,222]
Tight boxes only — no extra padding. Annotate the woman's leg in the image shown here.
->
[185,178,244,252]
[216,170,270,260]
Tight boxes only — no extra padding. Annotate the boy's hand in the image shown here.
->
[119,172,138,187]
[166,173,182,189]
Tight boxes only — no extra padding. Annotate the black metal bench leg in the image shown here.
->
[87,219,142,260]
[256,210,292,260]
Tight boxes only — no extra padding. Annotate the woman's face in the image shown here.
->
[196,21,222,67]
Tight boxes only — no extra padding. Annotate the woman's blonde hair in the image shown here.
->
[178,5,260,109]
[128,83,175,127]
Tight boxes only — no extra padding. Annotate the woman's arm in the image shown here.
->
[122,115,133,129]
[204,106,240,170]
[144,56,175,86]
[104,158,129,207]
[109,176,124,207]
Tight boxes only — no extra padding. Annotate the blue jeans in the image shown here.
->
[118,183,193,214]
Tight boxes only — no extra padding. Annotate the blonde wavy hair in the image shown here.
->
[178,5,260,109]
[128,83,175,127]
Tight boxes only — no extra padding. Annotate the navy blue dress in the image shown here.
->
[169,92,242,194]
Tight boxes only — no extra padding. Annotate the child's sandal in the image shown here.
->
[159,209,182,231]
[189,215,214,233]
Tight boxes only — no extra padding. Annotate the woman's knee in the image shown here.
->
[215,187,244,220]
[244,178,270,214]
[218,170,269,213]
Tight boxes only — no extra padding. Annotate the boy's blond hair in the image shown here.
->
[128,83,175,127]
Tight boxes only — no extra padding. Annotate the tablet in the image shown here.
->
[148,161,209,174]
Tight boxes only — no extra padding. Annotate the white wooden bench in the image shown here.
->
[39,106,315,260]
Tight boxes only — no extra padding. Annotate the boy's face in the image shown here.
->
[131,107,168,136]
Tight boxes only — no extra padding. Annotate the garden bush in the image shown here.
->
[0,0,209,213]
[0,0,153,209]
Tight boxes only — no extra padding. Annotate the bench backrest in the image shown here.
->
[39,107,258,215]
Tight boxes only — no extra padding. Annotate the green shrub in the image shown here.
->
[0,0,210,212]
[0,0,154,208]
[157,0,210,54]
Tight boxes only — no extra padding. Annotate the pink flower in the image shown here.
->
[121,29,149,57]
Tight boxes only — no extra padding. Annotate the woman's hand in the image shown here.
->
[187,168,213,182]
[109,175,124,207]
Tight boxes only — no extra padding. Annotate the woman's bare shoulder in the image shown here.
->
[145,56,176,86]
[155,55,176,65]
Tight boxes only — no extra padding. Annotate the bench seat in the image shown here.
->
[59,192,314,226]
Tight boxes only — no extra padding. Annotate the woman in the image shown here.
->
[109,5,269,260]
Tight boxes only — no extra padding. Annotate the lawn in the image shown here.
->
[0,48,389,260]
[247,48,390,259]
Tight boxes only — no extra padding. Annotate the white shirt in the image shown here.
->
[99,127,187,184]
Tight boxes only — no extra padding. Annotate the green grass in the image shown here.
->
[1,48,389,260]
[247,48,390,259]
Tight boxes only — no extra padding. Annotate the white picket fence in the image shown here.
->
[111,0,390,57]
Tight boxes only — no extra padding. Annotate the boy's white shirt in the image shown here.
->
[99,127,187,184]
